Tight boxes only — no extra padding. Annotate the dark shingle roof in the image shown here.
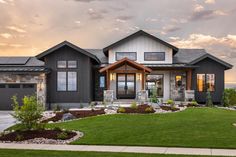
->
[173,49,207,64]
[85,49,108,64]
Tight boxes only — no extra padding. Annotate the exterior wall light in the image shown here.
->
[110,73,115,81]
[138,73,142,81]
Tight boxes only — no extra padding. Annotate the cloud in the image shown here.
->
[73,0,107,2]
[0,0,6,3]
[161,25,181,35]
[145,18,158,22]
[172,34,236,49]
[0,33,12,39]
[194,4,204,12]
[190,9,227,21]
[87,8,107,20]
[6,26,26,33]
[205,0,215,4]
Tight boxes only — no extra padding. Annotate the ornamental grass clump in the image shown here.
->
[11,95,44,131]
[130,101,138,109]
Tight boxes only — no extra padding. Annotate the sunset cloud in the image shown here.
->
[0,33,12,39]
[205,0,215,4]
[6,26,26,33]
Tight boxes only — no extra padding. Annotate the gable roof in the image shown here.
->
[99,57,152,73]
[36,41,100,63]
[190,53,233,70]
[85,49,108,64]
[103,30,179,57]
[174,49,232,70]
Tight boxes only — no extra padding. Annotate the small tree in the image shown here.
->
[12,95,44,130]
[221,90,230,107]
[150,87,158,103]
[206,90,213,107]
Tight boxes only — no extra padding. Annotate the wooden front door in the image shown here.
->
[117,73,136,99]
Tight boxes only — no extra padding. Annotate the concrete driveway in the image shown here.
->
[0,111,16,132]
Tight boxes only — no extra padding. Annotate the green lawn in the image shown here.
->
[46,108,236,148]
[0,149,224,157]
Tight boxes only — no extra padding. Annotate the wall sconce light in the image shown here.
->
[110,73,115,81]
[138,73,142,81]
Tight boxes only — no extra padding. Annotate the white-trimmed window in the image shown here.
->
[68,72,77,91]
[116,52,136,61]
[144,52,165,61]
[57,61,67,68]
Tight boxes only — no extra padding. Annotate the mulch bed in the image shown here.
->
[43,109,105,123]
[187,103,200,107]
[160,105,180,111]
[117,104,155,114]
[0,130,77,142]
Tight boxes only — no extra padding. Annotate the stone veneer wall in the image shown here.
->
[170,71,186,101]
[0,73,46,107]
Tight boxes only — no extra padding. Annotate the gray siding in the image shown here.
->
[192,58,225,103]
[44,45,94,107]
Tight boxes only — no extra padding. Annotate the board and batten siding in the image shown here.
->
[108,35,173,64]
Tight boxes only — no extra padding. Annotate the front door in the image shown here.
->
[117,73,136,99]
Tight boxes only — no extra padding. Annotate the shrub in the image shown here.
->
[54,127,62,131]
[221,90,230,107]
[15,134,24,141]
[145,106,154,113]
[167,99,174,106]
[11,95,44,131]
[191,100,198,106]
[130,102,138,109]
[53,104,60,112]
[57,132,68,140]
[223,88,236,106]
[150,88,158,103]
[79,103,84,109]
[206,90,213,107]
[118,107,126,113]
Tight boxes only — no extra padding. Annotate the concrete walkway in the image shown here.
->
[0,111,15,132]
[1,143,236,156]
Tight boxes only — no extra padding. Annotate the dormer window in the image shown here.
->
[116,52,136,61]
[144,52,165,61]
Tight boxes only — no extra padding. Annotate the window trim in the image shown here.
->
[144,52,165,61]
[57,71,67,91]
[99,75,105,88]
[115,52,137,61]
[206,74,215,92]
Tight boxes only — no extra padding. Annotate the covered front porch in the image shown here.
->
[99,58,195,102]
[99,58,152,100]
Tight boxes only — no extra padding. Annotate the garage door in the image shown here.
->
[0,84,36,110]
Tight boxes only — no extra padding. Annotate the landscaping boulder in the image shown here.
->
[61,113,76,121]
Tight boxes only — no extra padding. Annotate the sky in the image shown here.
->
[0,0,235,82]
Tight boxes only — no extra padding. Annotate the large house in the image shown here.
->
[0,30,233,110]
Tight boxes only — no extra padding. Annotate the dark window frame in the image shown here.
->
[115,52,137,61]
[22,84,35,89]
[57,60,67,69]
[144,52,165,61]
[57,71,78,92]
[67,60,78,69]
[8,84,21,88]
[196,73,215,92]
[0,84,6,88]
[99,76,105,88]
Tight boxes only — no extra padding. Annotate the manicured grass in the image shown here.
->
[47,108,236,148]
[0,149,222,157]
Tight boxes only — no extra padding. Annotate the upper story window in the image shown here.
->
[57,60,78,68]
[144,52,165,61]
[68,61,77,68]
[57,61,67,68]
[197,74,215,92]
[116,52,136,61]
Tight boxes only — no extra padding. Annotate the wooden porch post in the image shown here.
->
[187,69,192,90]
[106,70,110,90]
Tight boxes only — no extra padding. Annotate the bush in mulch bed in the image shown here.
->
[160,105,180,112]
[117,104,155,114]
[0,129,77,142]
[187,101,200,107]
[43,109,105,123]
